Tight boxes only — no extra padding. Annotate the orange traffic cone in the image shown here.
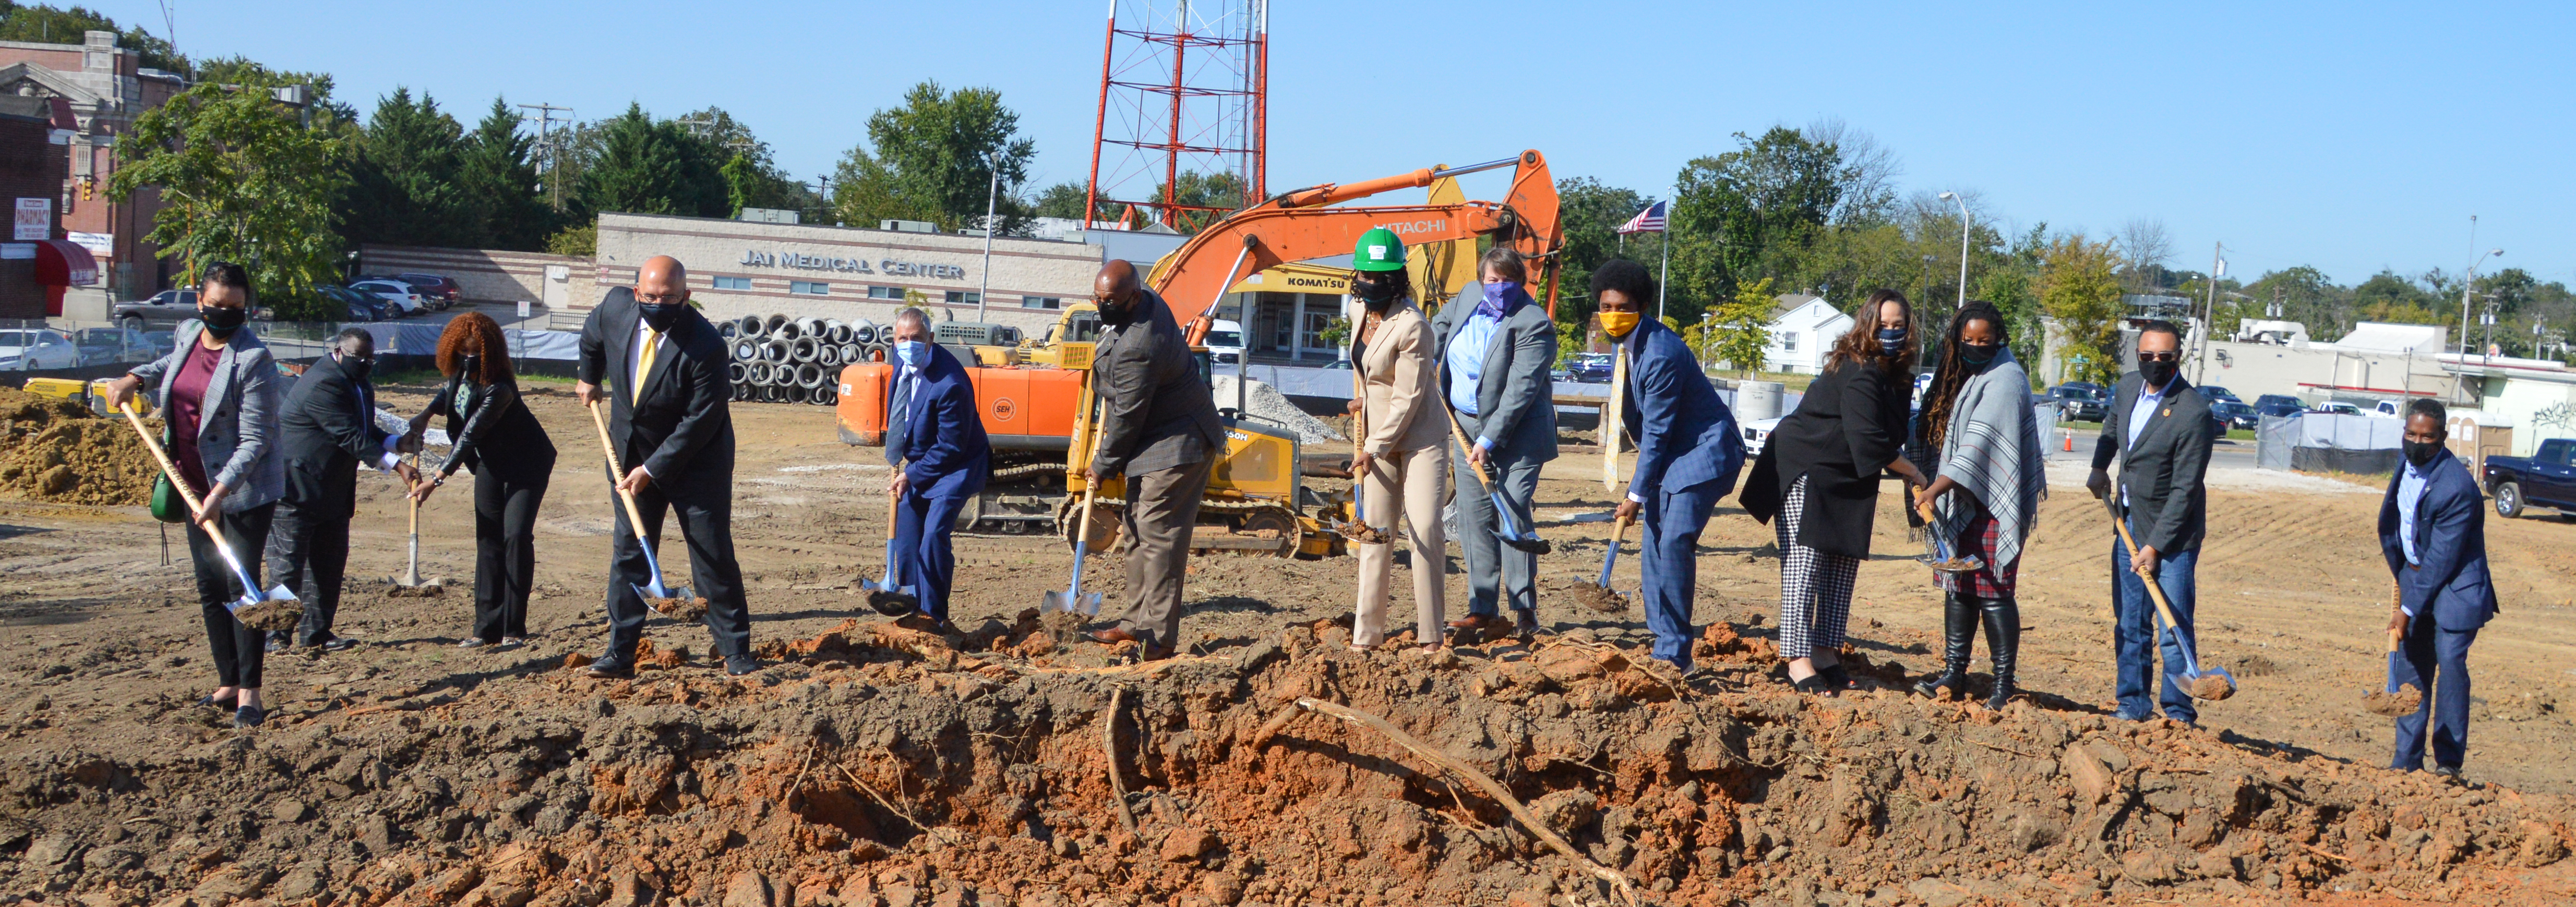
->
[2062,431,2075,452]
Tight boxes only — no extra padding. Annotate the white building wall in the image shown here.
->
[593,212,1104,337]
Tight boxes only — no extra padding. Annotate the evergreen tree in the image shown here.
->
[342,88,476,249]
[576,104,730,220]
[456,97,552,251]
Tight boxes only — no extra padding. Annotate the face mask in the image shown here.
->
[1095,296,1136,326]
[198,305,247,338]
[637,301,681,332]
[1353,276,1398,308]
[1876,326,1907,356]
[1476,282,1521,319]
[1599,310,1641,338]
[337,350,373,382]
[2139,358,2179,388]
[895,340,929,366]
[2404,440,2442,468]
[1957,342,1999,368]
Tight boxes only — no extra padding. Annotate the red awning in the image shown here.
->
[33,239,97,287]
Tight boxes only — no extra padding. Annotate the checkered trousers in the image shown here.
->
[1775,475,1861,659]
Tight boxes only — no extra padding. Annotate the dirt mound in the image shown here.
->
[0,388,158,506]
[2365,684,2426,717]
[232,598,302,633]
[1565,581,1631,613]
[1,614,2569,905]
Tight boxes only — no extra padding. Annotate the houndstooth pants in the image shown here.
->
[1775,476,1860,659]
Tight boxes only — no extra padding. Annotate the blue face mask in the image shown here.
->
[895,340,929,366]
[1876,326,1907,356]
[1476,281,1523,319]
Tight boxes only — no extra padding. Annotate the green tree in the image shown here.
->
[111,80,349,319]
[576,103,729,219]
[1670,127,1846,313]
[831,81,1035,233]
[1149,170,1247,233]
[2039,235,2124,385]
[456,97,553,251]
[341,88,477,249]
[1707,277,1777,375]
[1551,176,1650,337]
[1031,180,1108,221]
[0,4,186,72]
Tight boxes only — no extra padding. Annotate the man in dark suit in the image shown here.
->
[266,328,419,651]
[1431,249,1560,645]
[1597,261,1744,672]
[574,256,758,677]
[2379,398,2496,779]
[1081,260,1225,660]
[2086,320,2217,724]
[882,307,989,629]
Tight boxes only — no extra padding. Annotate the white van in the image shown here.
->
[1204,318,1246,364]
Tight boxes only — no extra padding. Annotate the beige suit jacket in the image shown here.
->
[1348,301,1446,455]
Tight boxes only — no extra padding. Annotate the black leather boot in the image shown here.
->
[1980,595,2021,710]
[1913,592,1976,699]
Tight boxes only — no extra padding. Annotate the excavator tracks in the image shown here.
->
[1055,494,1303,559]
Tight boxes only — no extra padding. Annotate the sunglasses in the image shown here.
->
[2138,352,2180,362]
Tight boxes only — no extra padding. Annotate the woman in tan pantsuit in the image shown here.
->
[1344,228,1448,651]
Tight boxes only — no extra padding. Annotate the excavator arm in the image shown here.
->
[1152,150,1564,346]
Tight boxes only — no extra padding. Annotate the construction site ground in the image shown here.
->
[1,381,2572,906]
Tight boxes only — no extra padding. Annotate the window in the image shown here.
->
[713,276,751,290]
[1781,331,1799,352]
[867,286,904,300]
[1022,296,1061,310]
[790,281,830,295]
[944,291,981,305]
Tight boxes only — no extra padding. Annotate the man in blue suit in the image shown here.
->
[883,308,989,630]
[2380,397,2497,779]
[1597,261,1745,672]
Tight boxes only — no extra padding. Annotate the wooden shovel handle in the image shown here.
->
[119,400,213,530]
[2387,581,2406,653]
[587,400,654,544]
[1444,406,1496,491]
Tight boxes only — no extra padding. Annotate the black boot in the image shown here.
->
[1980,595,2021,710]
[1913,592,1976,699]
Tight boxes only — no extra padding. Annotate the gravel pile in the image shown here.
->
[1213,376,1344,445]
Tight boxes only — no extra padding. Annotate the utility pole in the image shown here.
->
[519,103,574,211]
[976,153,998,320]
[2194,242,2223,384]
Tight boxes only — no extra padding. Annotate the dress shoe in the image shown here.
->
[264,636,288,654]
[725,655,761,676]
[456,638,489,649]
[1445,614,1497,630]
[1087,627,1140,646]
[313,637,357,653]
[197,692,237,710]
[1138,644,1176,662]
[2432,765,2465,782]
[586,657,635,679]
[234,705,266,728]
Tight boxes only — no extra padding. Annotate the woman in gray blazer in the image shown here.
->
[106,263,286,728]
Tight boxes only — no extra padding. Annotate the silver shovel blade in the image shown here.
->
[1043,590,1103,616]
[263,584,298,602]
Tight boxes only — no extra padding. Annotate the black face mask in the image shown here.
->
[1095,296,1137,326]
[460,353,482,382]
[2405,440,2442,468]
[1353,276,1399,309]
[198,305,247,338]
[1957,342,2000,368]
[636,301,682,332]
[338,351,373,382]
[2139,358,2179,388]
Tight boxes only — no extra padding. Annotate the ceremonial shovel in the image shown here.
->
[119,400,299,626]
[588,400,694,611]
[1443,406,1549,554]
[2105,496,2236,701]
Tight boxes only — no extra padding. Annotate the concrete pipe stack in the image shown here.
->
[726,311,847,406]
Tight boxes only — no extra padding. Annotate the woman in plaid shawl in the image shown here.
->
[1909,301,2046,709]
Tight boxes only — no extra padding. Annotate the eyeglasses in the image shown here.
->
[2137,352,2180,362]
[635,292,685,305]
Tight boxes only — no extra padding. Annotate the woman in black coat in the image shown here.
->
[1741,289,1927,694]
[407,313,557,648]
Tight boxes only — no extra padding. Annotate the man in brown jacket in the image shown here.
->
[1082,260,1226,659]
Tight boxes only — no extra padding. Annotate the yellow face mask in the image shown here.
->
[1599,310,1641,338]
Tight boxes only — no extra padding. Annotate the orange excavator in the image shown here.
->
[838,150,1563,554]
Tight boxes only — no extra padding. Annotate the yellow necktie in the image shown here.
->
[633,328,660,403]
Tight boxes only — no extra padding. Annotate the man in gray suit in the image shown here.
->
[2087,320,2218,724]
[1432,249,1560,645]
[1082,260,1226,660]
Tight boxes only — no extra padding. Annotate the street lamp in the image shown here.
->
[2456,247,2501,355]
[1938,191,1969,312]
[976,153,1000,320]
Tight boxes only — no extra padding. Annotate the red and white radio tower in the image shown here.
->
[1083,0,1268,233]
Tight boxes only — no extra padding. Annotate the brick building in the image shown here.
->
[0,30,183,299]
[0,94,92,319]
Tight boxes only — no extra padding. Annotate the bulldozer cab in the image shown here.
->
[1019,304,1103,370]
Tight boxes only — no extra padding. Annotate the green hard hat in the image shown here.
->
[1352,227,1406,271]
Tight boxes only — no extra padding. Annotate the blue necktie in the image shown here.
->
[885,370,914,465]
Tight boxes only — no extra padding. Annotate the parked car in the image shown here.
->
[2210,400,2258,432]
[2049,384,2107,422]
[349,280,430,316]
[1741,417,1782,459]
[2370,400,2404,418]
[320,284,391,321]
[113,288,200,328]
[2194,385,2240,404]
[1565,353,1614,383]
[2483,438,2575,519]
[389,272,461,309]
[0,328,80,370]
[72,326,152,365]
[2311,402,2363,416]
[2253,393,2306,419]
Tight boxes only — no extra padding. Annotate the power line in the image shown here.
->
[518,103,574,211]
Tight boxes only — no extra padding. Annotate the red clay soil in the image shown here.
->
[2,615,2570,907]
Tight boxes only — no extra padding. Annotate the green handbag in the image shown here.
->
[148,421,187,524]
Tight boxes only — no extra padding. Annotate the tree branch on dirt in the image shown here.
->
[1103,686,1140,833]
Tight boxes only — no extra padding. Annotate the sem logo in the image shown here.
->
[991,397,1016,422]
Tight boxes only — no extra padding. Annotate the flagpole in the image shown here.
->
[1656,199,1671,322]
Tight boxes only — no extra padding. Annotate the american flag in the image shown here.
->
[1615,200,1667,235]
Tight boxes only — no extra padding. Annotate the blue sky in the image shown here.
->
[96,1,2576,286]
